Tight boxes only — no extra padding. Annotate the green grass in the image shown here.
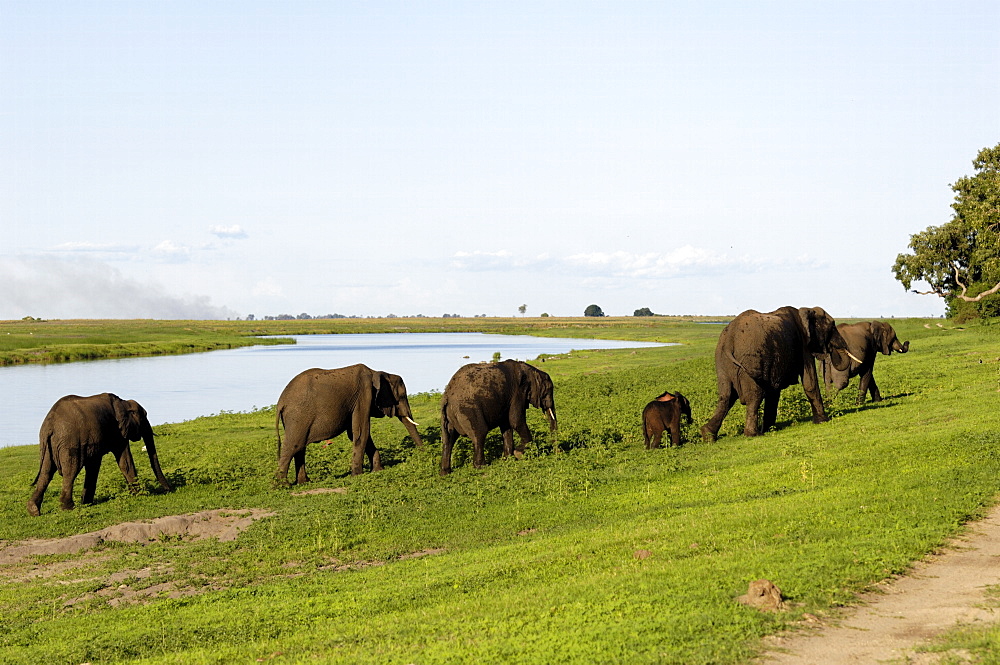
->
[0,316,720,365]
[1,317,998,663]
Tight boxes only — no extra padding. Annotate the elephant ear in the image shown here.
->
[112,396,145,440]
[112,395,132,439]
[875,321,893,355]
[372,372,398,417]
[509,362,532,407]
[796,307,817,349]
[527,367,546,408]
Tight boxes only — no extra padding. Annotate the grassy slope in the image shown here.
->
[0,318,998,663]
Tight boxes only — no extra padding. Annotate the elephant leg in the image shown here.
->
[743,388,764,437]
[868,375,882,402]
[501,428,515,457]
[761,388,781,433]
[115,445,139,487]
[81,458,102,504]
[857,372,880,403]
[440,427,455,476]
[294,449,310,484]
[512,418,532,455]
[650,428,663,449]
[350,415,371,476]
[59,463,80,511]
[670,418,682,446]
[27,458,57,516]
[471,430,487,468]
[702,384,738,442]
[801,358,829,424]
[365,435,383,472]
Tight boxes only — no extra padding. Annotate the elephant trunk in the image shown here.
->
[895,339,910,353]
[142,423,172,492]
[545,406,558,438]
[398,411,424,447]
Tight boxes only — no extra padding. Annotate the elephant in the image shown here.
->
[439,359,557,475]
[274,364,424,483]
[27,393,172,516]
[821,321,910,404]
[642,391,692,448]
[700,306,860,442]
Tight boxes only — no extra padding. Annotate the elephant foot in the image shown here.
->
[811,416,829,424]
[512,449,524,459]
[439,468,451,477]
[699,425,717,443]
[26,501,40,517]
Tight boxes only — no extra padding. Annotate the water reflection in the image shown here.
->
[0,333,667,447]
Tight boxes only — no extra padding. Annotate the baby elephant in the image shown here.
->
[642,391,692,449]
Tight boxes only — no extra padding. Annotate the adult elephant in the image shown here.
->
[275,364,423,483]
[440,359,557,475]
[821,321,910,404]
[27,393,172,516]
[700,306,860,442]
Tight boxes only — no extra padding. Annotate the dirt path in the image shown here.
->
[761,503,1000,664]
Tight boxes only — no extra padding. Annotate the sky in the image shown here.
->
[1,1,998,320]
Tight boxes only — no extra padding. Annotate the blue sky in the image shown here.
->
[2,1,997,319]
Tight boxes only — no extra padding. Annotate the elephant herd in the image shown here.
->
[25,306,909,516]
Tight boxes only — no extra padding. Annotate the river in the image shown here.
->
[0,333,667,448]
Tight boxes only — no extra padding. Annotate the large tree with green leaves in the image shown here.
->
[893,143,1000,319]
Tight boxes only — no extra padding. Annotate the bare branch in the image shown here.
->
[955,280,1000,302]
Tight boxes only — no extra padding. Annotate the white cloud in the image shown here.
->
[447,246,825,280]
[0,256,235,320]
[252,278,284,298]
[151,240,193,263]
[449,250,553,271]
[210,225,248,239]
[51,241,140,256]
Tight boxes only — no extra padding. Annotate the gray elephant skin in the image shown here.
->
[821,320,910,404]
[275,364,424,482]
[701,306,856,442]
[440,359,557,475]
[27,393,172,516]
[642,391,692,448]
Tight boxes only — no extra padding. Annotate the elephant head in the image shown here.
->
[372,371,424,447]
[519,362,557,435]
[872,321,909,355]
[675,392,693,423]
[797,306,854,371]
[113,397,172,491]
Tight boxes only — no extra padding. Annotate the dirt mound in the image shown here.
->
[0,509,274,565]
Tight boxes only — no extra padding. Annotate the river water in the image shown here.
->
[0,333,666,448]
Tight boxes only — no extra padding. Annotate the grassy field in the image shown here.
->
[1,316,999,663]
[0,316,719,365]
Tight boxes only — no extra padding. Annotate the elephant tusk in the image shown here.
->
[404,416,421,427]
[548,408,556,421]
[846,351,864,364]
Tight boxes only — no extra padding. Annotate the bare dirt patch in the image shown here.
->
[760,503,1000,664]
[0,508,274,566]
[291,487,348,496]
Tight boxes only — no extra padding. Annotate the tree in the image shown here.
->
[584,304,605,317]
[518,304,527,316]
[633,307,655,317]
[893,143,1000,319]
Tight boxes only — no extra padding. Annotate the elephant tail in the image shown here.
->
[32,430,53,487]
[275,406,284,460]
[440,396,451,436]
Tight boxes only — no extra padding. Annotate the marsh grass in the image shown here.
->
[0,318,998,663]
